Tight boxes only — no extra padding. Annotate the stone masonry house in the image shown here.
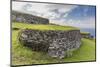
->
[12,11,49,24]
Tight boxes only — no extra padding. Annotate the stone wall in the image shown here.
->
[18,29,81,59]
[12,11,49,24]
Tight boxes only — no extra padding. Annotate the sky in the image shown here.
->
[12,1,96,29]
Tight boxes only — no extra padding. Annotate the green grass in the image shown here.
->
[81,32,90,35]
[63,38,95,62]
[12,22,79,31]
[12,22,96,66]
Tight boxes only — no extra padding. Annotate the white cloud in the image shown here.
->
[51,17,95,29]
[71,17,95,29]
[12,2,48,13]
[46,4,77,12]
[12,1,27,11]
[12,1,77,20]
[12,1,95,29]
[45,4,78,19]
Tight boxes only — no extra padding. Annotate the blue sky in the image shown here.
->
[12,1,96,29]
[66,5,96,20]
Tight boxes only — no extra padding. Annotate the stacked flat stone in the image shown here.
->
[12,11,49,24]
[18,29,81,59]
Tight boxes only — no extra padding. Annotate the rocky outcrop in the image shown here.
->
[18,29,81,59]
[12,11,49,24]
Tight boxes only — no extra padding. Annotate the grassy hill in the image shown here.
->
[12,22,96,66]
[12,22,79,31]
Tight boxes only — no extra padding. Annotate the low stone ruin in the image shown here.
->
[18,29,81,59]
[12,11,49,24]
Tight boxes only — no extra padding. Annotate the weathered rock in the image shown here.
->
[18,29,81,58]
